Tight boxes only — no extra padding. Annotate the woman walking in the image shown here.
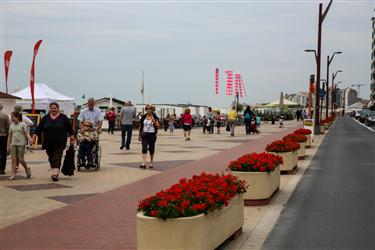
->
[7,112,33,180]
[33,102,74,181]
[181,108,193,141]
[243,106,252,135]
[138,104,160,169]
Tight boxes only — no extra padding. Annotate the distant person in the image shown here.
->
[215,111,221,134]
[181,108,193,141]
[106,107,117,134]
[168,115,175,133]
[202,116,208,134]
[228,106,237,136]
[243,106,252,135]
[302,110,307,120]
[256,115,261,127]
[296,110,301,122]
[279,114,284,128]
[0,103,10,175]
[138,104,160,169]
[164,113,171,132]
[206,107,214,134]
[120,101,136,150]
[78,97,103,133]
[7,111,33,180]
[33,102,75,182]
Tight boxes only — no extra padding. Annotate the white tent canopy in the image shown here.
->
[13,83,75,115]
[265,98,299,107]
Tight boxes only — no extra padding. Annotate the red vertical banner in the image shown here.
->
[234,73,240,96]
[30,40,43,114]
[215,68,219,95]
[4,51,13,94]
[225,70,233,96]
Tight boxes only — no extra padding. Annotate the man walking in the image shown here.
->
[0,103,10,174]
[120,101,136,150]
[78,97,103,133]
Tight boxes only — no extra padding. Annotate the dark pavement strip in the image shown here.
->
[263,116,375,250]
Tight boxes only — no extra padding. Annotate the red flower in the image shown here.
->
[294,128,312,135]
[283,133,308,143]
[265,139,300,153]
[150,210,158,217]
[228,152,283,173]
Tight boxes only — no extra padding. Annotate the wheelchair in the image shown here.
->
[77,140,102,171]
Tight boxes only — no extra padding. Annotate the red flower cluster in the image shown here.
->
[294,128,312,135]
[137,172,246,220]
[283,133,308,143]
[228,152,283,173]
[320,116,335,124]
[265,139,300,153]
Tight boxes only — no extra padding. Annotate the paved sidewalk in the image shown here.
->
[1,121,301,249]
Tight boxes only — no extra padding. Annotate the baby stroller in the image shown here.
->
[249,123,260,134]
[77,140,102,171]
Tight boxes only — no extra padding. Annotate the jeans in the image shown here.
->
[121,124,133,148]
[0,136,7,173]
[141,133,157,155]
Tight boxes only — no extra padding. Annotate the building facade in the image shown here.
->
[371,13,375,110]
[285,92,308,107]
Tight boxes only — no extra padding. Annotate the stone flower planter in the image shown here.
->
[319,125,325,134]
[271,151,298,172]
[137,194,244,250]
[231,166,280,205]
[297,141,306,160]
[305,134,312,148]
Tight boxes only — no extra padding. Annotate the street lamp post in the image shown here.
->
[305,0,333,135]
[326,52,342,118]
[331,70,342,114]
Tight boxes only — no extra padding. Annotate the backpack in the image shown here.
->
[245,113,251,119]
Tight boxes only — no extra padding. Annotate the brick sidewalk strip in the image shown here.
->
[0,126,300,250]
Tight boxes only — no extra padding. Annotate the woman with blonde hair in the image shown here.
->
[138,104,160,169]
[181,108,193,141]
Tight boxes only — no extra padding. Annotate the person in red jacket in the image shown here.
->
[106,107,117,134]
[181,108,193,141]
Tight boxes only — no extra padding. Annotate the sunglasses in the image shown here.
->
[145,108,152,110]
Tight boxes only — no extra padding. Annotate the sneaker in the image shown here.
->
[26,168,32,178]
[8,175,16,180]
[120,146,124,150]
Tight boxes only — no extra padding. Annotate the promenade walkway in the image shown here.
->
[1,121,301,249]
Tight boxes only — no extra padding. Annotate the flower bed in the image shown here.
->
[137,172,246,219]
[266,139,299,172]
[137,173,246,249]
[294,128,312,148]
[228,152,283,173]
[284,133,307,159]
[228,152,282,204]
[265,138,300,153]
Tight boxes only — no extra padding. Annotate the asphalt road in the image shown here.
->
[263,116,375,250]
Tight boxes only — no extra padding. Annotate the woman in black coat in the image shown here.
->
[138,104,160,169]
[33,102,74,181]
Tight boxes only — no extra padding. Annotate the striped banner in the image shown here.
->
[235,73,241,96]
[225,70,233,96]
[215,68,219,95]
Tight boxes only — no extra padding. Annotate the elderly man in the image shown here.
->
[0,103,10,174]
[119,101,136,150]
[78,98,103,133]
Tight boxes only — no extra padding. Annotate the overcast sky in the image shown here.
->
[1,0,374,106]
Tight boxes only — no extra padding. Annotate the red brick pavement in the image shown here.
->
[0,126,300,250]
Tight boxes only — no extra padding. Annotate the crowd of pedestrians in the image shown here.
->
[0,98,291,181]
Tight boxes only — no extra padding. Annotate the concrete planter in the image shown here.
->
[137,194,244,250]
[231,166,280,204]
[324,123,329,129]
[270,151,298,172]
[297,141,306,160]
[319,125,325,134]
[305,134,312,148]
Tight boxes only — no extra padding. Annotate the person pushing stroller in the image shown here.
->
[77,120,98,169]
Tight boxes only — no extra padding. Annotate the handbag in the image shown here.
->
[61,145,75,176]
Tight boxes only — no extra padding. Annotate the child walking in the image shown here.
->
[7,111,33,180]
[168,116,175,133]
